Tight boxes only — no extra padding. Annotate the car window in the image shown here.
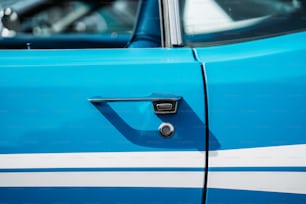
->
[0,0,140,49]
[180,0,306,46]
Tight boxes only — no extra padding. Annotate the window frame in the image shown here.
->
[159,0,183,48]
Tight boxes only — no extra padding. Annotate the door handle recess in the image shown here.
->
[88,93,182,114]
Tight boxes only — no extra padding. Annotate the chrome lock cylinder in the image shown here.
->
[158,122,174,138]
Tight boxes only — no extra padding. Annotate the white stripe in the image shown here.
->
[0,172,204,188]
[0,151,205,169]
[1,145,305,169]
[209,144,306,167]
[208,172,306,194]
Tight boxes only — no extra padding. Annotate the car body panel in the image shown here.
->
[1,0,306,203]
[0,187,204,204]
[195,31,306,203]
[0,48,206,203]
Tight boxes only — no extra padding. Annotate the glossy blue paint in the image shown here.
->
[206,188,306,204]
[195,31,306,150]
[0,48,206,153]
[0,48,206,203]
[0,187,203,204]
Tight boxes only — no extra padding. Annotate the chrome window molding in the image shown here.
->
[159,0,183,48]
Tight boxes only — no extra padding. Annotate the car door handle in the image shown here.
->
[88,93,182,114]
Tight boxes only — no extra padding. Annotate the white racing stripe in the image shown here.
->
[1,170,306,193]
[208,172,306,194]
[0,151,205,169]
[1,144,306,169]
[209,144,306,167]
[1,145,306,169]
[1,145,306,192]
[0,171,204,188]
[208,144,306,194]
[1,171,306,194]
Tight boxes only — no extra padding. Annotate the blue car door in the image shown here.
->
[180,0,306,203]
[0,48,206,203]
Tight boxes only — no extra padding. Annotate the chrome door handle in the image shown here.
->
[88,93,182,114]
